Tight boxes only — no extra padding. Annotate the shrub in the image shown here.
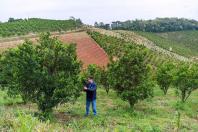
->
[174,63,198,102]
[100,68,111,94]
[108,46,154,107]
[0,32,82,117]
[82,64,111,94]
[0,111,64,131]
[84,64,101,83]
[156,61,176,95]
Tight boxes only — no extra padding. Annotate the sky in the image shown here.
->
[1,0,198,25]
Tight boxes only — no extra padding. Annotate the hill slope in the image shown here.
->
[156,31,198,57]
[0,18,82,38]
[59,32,109,68]
[0,31,109,68]
[137,31,198,58]
[89,28,190,62]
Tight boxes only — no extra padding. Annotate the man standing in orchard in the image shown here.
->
[84,77,97,116]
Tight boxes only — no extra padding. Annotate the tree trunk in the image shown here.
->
[163,87,168,95]
[181,90,186,103]
[105,87,109,95]
[129,100,135,108]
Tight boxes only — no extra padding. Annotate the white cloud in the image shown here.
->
[0,0,198,24]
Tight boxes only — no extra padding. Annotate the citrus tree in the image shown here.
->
[108,46,154,107]
[156,61,176,95]
[82,64,111,94]
[100,68,111,94]
[0,33,82,117]
[174,63,198,102]
[84,64,101,83]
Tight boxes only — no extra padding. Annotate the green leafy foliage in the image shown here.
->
[0,32,82,117]
[82,64,101,83]
[156,61,176,95]
[1,87,198,131]
[94,22,110,30]
[14,112,39,132]
[174,63,198,102]
[110,18,198,32]
[88,31,173,67]
[82,64,110,94]
[0,18,82,38]
[99,68,111,94]
[108,46,154,107]
[88,31,131,59]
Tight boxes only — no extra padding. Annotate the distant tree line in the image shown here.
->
[94,22,110,30]
[94,18,198,32]
[8,18,24,22]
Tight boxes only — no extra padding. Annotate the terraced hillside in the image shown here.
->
[0,31,109,68]
[88,30,174,68]
[89,28,190,62]
[0,18,82,38]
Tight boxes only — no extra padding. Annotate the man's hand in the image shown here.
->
[84,86,87,90]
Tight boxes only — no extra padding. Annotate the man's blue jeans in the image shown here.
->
[86,99,97,115]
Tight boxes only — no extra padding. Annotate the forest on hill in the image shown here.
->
[95,18,198,32]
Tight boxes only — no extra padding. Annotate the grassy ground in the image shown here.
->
[137,31,198,58]
[156,31,198,57]
[0,87,198,132]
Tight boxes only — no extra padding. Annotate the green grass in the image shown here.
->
[0,87,198,131]
[137,31,198,58]
[157,31,198,57]
[0,91,22,106]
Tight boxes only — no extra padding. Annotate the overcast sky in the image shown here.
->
[1,0,198,24]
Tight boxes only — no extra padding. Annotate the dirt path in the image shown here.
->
[0,32,109,68]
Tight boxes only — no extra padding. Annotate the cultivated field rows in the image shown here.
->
[0,31,109,68]
[89,27,191,62]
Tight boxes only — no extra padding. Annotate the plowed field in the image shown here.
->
[0,32,109,68]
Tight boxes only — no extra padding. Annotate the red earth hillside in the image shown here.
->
[0,32,109,69]
[58,32,109,68]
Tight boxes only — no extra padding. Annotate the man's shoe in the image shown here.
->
[84,114,89,117]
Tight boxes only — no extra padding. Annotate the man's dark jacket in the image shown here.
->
[85,82,97,101]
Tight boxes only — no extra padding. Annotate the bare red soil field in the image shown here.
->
[0,32,109,68]
[58,32,109,68]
